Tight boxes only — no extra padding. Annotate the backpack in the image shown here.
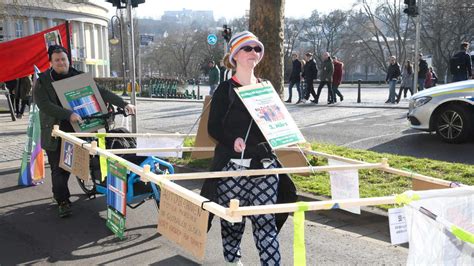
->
[449,54,465,75]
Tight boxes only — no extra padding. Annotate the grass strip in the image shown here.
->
[171,140,474,209]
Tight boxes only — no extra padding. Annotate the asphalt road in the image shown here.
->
[131,88,474,165]
[0,168,408,265]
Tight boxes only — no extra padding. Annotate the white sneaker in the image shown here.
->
[300,99,307,104]
[226,260,244,266]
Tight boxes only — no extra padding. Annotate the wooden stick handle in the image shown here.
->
[159,163,382,181]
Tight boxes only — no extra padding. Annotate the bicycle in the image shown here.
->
[75,106,174,209]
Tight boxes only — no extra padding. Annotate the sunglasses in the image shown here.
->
[240,46,262,53]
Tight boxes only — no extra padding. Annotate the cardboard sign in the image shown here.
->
[328,158,360,214]
[44,30,62,50]
[157,188,209,261]
[107,159,127,216]
[106,207,126,239]
[59,139,90,180]
[234,81,306,149]
[52,73,108,132]
[191,96,217,159]
[412,179,449,191]
[388,207,408,245]
[106,159,128,238]
[137,136,184,158]
[275,148,310,177]
[191,96,309,171]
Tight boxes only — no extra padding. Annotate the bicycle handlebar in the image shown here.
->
[81,108,133,122]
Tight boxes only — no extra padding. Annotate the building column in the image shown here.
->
[47,18,53,28]
[28,17,34,35]
[97,25,104,77]
[78,21,87,71]
[91,24,98,76]
[103,25,110,77]
[5,16,13,41]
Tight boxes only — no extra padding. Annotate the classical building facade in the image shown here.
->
[0,0,110,77]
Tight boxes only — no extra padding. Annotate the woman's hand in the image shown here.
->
[234,137,246,153]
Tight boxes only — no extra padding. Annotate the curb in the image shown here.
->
[0,160,22,174]
[122,96,409,109]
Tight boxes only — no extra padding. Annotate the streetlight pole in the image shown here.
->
[413,0,423,94]
[110,14,128,96]
[127,0,137,133]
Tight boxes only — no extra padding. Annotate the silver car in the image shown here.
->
[407,80,474,143]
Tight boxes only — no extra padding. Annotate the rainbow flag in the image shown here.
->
[18,65,45,186]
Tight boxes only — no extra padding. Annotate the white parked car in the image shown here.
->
[407,80,474,143]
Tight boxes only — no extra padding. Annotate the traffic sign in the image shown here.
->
[207,34,217,45]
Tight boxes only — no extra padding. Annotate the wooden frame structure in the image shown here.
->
[53,126,466,223]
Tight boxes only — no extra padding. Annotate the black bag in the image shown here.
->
[90,127,138,183]
[449,54,464,75]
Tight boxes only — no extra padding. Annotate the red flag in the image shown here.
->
[0,22,70,82]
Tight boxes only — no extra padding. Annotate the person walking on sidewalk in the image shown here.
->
[208,60,220,96]
[385,56,401,104]
[5,79,18,114]
[396,60,413,103]
[34,45,136,218]
[332,56,344,102]
[301,52,318,103]
[315,52,334,104]
[430,67,439,86]
[203,31,297,265]
[450,42,472,82]
[424,67,433,89]
[418,53,429,91]
[285,53,302,103]
[13,76,32,119]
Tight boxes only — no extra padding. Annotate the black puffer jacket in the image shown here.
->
[386,63,401,81]
[201,78,298,232]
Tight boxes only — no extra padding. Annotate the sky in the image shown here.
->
[95,0,358,20]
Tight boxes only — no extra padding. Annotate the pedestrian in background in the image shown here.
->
[301,52,318,103]
[14,76,32,119]
[208,60,220,96]
[219,59,227,83]
[385,56,401,104]
[285,53,302,103]
[220,54,233,82]
[298,59,306,104]
[430,67,438,86]
[315,52,334,104]
[424,67,433,88]
[450,42,472,82]
[332,56,344,102]
[418,53,429,91]
[5,79,18,114]
[397,60,413,103]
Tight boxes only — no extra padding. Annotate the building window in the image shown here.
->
[34,19,42,33]
[15,19,24,38]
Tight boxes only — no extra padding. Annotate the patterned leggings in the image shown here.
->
[217,160,281,265]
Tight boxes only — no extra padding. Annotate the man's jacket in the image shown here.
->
[34,68,128,151]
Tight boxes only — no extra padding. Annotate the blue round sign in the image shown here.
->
[207,34,217,45]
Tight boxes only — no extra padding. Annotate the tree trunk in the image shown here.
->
[249,0,285,98]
